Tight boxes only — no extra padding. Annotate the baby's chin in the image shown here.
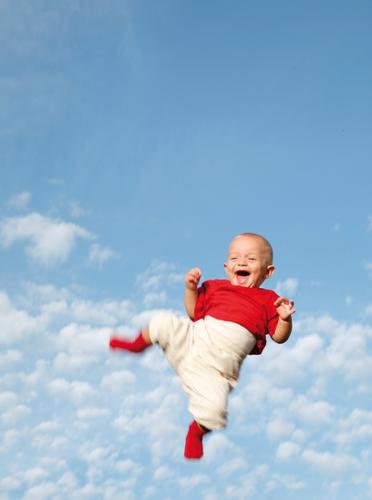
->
[230,276,252,287]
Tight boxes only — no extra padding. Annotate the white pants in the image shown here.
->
[149,312,256,429]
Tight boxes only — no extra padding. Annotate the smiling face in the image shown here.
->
[224,234,275,288]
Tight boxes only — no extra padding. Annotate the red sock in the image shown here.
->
[184,420,210,460]
[109,331,150,353]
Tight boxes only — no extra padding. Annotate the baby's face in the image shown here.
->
[224,235,275,288]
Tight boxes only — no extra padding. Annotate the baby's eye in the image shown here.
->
[248,258,256,262]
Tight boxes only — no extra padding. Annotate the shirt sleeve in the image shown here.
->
[266,291,280,337]
[192,281,208,322]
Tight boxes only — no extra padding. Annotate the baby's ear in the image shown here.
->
[266,265,275,278]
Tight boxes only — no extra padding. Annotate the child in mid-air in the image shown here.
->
[110,233,295,460]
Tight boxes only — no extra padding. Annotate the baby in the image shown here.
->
[110,233,295,459]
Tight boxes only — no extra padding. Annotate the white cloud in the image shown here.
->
[9,191,31,210]
[136,260,184,293]
[56,323,111,355]
[276,441,301,461]
[267,419,295,439]
[1,276,371,499]
[143,291,167,306]
[224,473,258,499]
[290,334,323,365]
[0,391,18,407]
[82,446,109,464]
[56,472,77,492]
[33,419,60,434]
[289,395,335,425]
[332,409,372,445]
[70,299,133,325]
[76,407,110,419]
[23,467,48,484]
[275,277,298,296]
[153,464,173,480]
[265,473,305,493]
[24,359,50,386]
[316,323,372,383]
[116,459,143,477]
[139,348,169,373]
[0,349,23,368]
[2,404,31,425]
[22,281,72,305]
[89,243,116,266]
[178,474,210,490]
[53,352,99,372]
[100,370,136,393]
[23,482,57,500]
[300,314,340,336]
[112,385,184,463]
[19,282,134,326]
[204,433,233,464]
[2,429,20,449]
[41,300,68,318]
[251,334,323,387]
[217,457,249,476]
[302,448,359,475]
[0,291,45,345]
[0,474,22,492]
[267,386,294,406]
[47,378,97,404]
[0,212,93,266]
[294,315,372,388]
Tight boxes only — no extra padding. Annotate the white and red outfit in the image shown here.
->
[149,279,280,430]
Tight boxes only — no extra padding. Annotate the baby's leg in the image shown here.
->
[184,420,211,460]
[183,362,230,430]
[109,326,152,353]
[182,365,231,459]
[147,312,193,373]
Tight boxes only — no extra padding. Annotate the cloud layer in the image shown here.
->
[0,212,93,266]
[0,274,371,499]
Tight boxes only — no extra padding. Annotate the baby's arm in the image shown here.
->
[271,297,295,344]
[184,267,202,319]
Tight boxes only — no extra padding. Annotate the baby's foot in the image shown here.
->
[109,332,150,353]
[184,420,210,460]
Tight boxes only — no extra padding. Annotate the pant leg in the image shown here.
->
[180,358,231,429]
[148,311,194,374]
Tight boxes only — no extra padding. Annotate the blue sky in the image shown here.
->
[1,1,371,498]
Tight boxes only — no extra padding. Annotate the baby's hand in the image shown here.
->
[274,296,296,321]
[185,267,202,290]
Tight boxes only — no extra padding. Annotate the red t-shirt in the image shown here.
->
[193,279,280,355]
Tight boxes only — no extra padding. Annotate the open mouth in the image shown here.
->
[236,270,250,277]
[235,270,250,285]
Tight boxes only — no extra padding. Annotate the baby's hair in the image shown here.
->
[233,232,274,265]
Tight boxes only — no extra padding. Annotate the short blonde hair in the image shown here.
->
[233,232,273,265]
